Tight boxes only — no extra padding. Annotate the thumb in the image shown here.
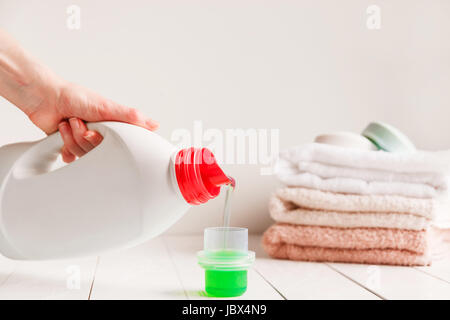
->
[98,100,159,131]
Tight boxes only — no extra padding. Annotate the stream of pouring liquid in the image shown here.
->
[222,177,235,249]
[222,177,235,228]
[222,185,234,228]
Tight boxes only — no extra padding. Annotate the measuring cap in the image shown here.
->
[197,227,255,297]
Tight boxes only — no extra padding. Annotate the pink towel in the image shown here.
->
[262,224,431,266]
[262,223,450,266]
[263,223,428,253]
[263,242,430,266]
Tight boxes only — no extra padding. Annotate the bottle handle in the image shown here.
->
[12,122,110,179]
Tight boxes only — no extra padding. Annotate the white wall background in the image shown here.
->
[1,0,449,234]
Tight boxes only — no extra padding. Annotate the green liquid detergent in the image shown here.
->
[204,251,248,297]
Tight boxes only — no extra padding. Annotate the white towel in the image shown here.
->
[276,143,450,198]
[278,143,450,174]
[296,160,448,190]
[277,172,439,198]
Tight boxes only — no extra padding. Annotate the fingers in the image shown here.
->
[61,145,76,163]
[83,130,103,146]
[100,101,159,131]
[56,83,159,132]
[58,119,104,163]
[69,118,94,153]
[59,121,86,158]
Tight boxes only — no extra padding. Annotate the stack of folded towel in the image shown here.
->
[262,143,450,266]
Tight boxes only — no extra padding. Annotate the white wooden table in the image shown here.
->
[0,235,449,300]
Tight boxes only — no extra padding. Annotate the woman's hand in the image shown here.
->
[0,29,158,163]
[29,81,159,163]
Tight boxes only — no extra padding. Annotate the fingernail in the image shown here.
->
[83,131,95,140]
[58,122,69,132]
[69,117,79,129]
[146,119,159,130]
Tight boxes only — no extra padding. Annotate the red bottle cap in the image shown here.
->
[175,148,233,205]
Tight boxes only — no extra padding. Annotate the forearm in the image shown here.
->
[0,29,62,116]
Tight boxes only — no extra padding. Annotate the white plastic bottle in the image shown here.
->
[0,122,232,260]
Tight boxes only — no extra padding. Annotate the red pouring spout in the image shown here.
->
[175,148,234,205]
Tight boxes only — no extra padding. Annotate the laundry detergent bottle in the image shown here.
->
[0,121,232,260]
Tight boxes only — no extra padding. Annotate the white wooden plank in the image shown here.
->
[416,257,450,284]
[329,262,450,300]
[249,236,379,300]
[90,237,184,300]
[164,235,283,300]
[0,256,97,300]
[2,234,446,300]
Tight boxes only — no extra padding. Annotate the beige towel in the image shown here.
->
[275,187,440,219]
[270,194,430,230]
